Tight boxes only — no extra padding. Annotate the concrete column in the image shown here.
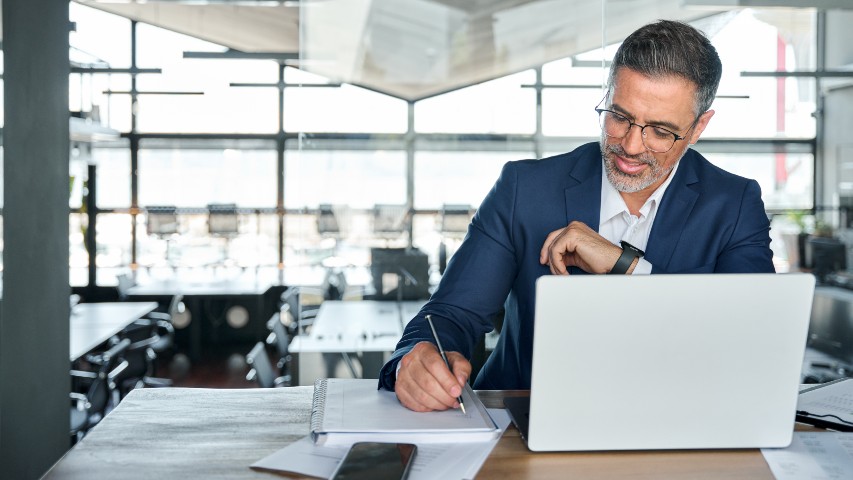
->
[0,1,71,478]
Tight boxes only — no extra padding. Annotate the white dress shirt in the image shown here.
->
[597,160,680,274]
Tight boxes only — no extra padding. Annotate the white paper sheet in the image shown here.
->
[251,408,512,480]
[761,432,853,480]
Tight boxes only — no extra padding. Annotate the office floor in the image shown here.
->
[160,344,362,389]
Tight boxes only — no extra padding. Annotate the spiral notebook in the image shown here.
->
[310,378,501,446]
[795,378,853,431]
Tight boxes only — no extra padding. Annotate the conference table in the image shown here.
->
[288,300,426,380]
[44,386,811,479]
[69,302,159,362]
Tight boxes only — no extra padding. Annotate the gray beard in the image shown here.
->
[600,140,677,193]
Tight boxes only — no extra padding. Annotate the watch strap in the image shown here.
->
[609,241,645,275]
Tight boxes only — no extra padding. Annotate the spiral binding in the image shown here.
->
[310,378,328,438]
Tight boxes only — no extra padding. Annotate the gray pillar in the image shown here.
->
[0,1,71,478]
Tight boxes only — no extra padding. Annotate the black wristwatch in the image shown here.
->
[609,240,644,275]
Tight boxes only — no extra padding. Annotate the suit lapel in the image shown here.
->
[562,152,603,275]
[645,154,700,272]
[564,153,602,231]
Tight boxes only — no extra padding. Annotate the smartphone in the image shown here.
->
[330,441,417,480]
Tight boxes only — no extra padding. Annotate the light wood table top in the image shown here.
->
[45,387,798,479]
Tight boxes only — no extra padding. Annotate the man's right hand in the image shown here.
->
[395,341,472,412]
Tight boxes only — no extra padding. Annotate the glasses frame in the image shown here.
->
[595,107,698,154]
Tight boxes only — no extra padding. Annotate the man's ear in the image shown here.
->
[688,109,715,145]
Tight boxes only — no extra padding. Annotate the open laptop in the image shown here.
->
[504,273,815,452]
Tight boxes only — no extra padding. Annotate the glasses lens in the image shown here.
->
[598,110,675,153]
[599,111,628,138]
[643,127,676,153]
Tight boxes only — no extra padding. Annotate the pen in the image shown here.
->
[426,314,466,414]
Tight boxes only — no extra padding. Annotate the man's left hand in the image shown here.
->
[539,221,629,275]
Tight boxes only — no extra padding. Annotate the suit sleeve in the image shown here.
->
[714,179,775,273]
[378,162,521,390]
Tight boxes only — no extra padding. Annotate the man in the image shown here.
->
[379,20,775,412]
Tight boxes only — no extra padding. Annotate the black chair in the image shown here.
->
[70,338,131,441]
[279,287,321,336]
[140,294,183,371]
[114,321,171,397]
[266,313,292,379]
[245,342,289,388]
[115,272,136,301]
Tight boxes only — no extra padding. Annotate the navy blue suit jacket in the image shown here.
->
[378,142,775,391]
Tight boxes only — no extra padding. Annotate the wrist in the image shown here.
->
[609,241,644,275]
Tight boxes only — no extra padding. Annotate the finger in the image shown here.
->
[447,352,472,388]
[549,236,571,275]
[396,374,454,411]
[539,229,563,264]
[399,343,461,409]
[423,349,465,399]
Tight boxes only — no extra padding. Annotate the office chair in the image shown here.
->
[146,205,179,266]
[139,294,184,370]
[266,313,293,380]
[279,287,321,336]
[70,338,131,441]
[114,321,172,397]
[372,203,409,246]
[317,203,341,236]
[207,203,240,265]
[245,342,289,388]
[115,272,136,301]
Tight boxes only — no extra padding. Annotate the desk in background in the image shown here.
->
[289,300,425,382]
[44,387,788,479]
[70,302,158,362]
[126,278,278,360]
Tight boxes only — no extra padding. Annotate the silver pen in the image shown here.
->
[426,314,466,414]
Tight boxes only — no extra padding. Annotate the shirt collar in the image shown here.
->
[600,159,681,222]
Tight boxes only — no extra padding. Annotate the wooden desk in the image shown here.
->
[70,302,159,362]
[44,387,787,479]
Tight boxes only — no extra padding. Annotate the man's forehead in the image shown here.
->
[609,69,699,121]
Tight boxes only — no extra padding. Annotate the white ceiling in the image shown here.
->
[74,0,731,100]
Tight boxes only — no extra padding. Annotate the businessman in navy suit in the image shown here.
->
[379,20,775,412]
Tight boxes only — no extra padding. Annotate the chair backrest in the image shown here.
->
[372,204,408,235]
[266,313,291,363]
[245,342,277,388]
[317,204,340,235]
[116,273,136,300]
[87,338,131,414]
[115,323,160,385]
[280,287,303,324]
[167,293,184,318]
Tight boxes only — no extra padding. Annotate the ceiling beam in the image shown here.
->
[684,0,853,9]
[741,70,853,77]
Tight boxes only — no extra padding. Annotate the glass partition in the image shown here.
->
[61,1,819,286]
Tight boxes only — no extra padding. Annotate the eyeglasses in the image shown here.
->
[595,108,694,153]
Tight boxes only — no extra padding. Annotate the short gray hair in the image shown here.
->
[607,20,722,116]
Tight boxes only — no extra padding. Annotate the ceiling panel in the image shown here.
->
[77,0,725,100]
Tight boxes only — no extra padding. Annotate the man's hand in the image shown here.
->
[539,221,628,275]
[395,341,471,412]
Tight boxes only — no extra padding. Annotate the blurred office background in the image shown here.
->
[2,1,853,477]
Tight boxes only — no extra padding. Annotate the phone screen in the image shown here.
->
[330,442,417,480]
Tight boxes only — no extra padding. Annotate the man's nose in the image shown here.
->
[621,124,647,155]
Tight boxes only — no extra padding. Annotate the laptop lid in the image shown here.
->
[512,273,814,452]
